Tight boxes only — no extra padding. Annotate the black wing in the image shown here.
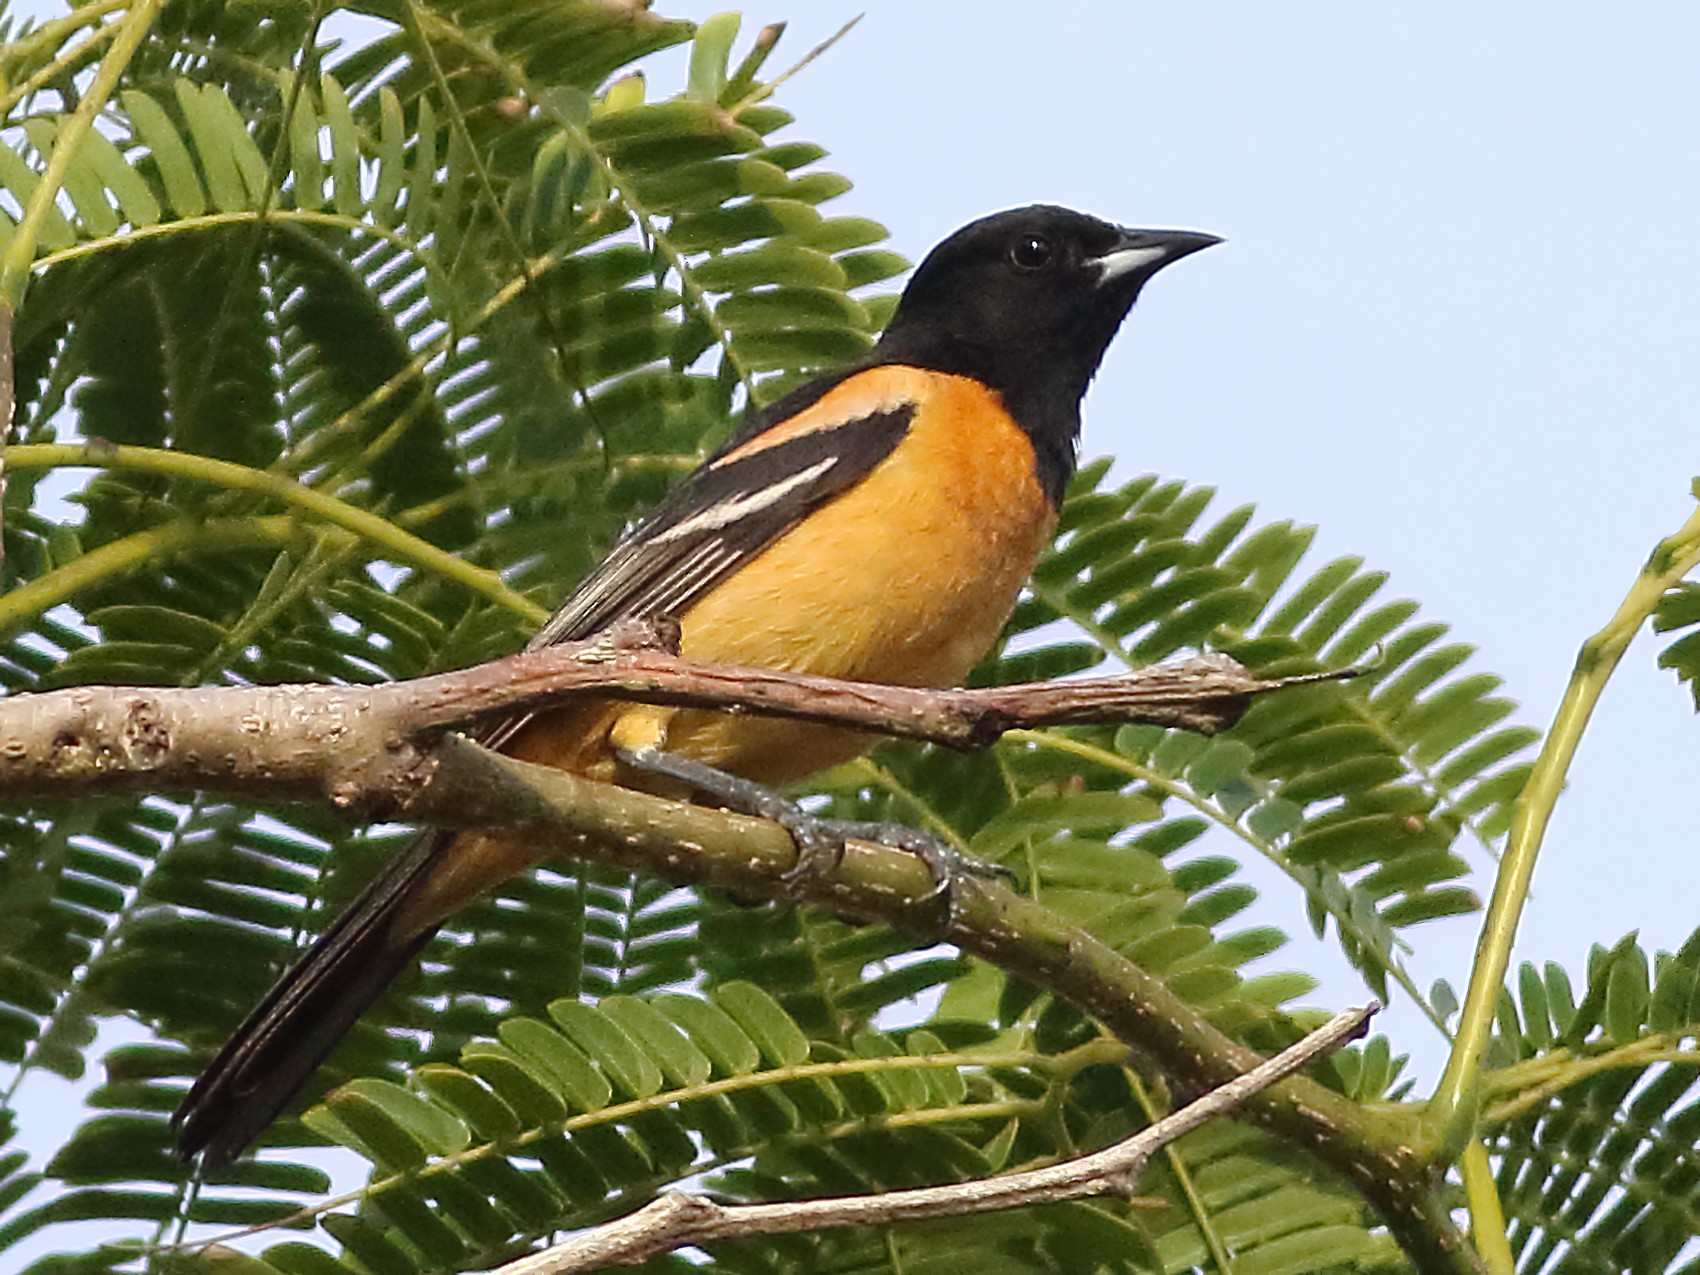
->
[174,387,924,1165]
[526,399,915,649]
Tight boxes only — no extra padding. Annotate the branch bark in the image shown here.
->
[0,632,1476,1269]
[418,742,1474,1271]
[490,1004,1379,1272]
[0,619,1352,807]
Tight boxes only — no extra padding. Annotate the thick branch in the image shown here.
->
[493,1004,1378,1272]
[407,741,1477,1272]
[0,634,1471,1268]
[0,621,1351,806]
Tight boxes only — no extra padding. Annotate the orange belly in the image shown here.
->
[517,366,1054,785]
[405,370,1055,926]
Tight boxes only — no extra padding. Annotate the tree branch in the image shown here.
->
[0,618,1353,805]
[419,742,1474,1272]
[0,630,1475,1269]
[489,1004,1380,1272]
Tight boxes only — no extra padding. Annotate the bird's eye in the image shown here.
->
[1008,233,1054,271]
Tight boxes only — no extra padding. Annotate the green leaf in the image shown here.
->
[1654,580,1700,708]
[545,1001,664,1099]
[498,1017,612,1113]
[712,982,809,1067]
[687,12,741,102]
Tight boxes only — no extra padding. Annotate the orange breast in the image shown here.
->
[509,367,1053,785]
[405,370,1054,926]
[627,367,1054,783]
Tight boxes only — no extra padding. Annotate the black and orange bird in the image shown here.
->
[173,204,1220,1165]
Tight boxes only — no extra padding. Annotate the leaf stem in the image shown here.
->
[178,1041,1095,1251]
[1478,1033,1700,1126]
[1459,1141,1514,1273]
[0,515,293,636]
[4,443,547,623]
[0,0,163,306]
[33,208,441,287]
[1429,498,1700,1148]
[1126,1067,1236,1273]
[0,13,122,120]
[1007,728,1448,1035]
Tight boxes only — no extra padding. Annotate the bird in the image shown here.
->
[173,204,1220,1165]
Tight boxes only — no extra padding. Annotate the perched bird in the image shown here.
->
[173,204,1219,1165]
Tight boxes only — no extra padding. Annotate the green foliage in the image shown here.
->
[1654,581,1700,709]
[0,6,910,1267]
[0,2,1695,1273]
[1484,927,1700,1273]
[806,460,1526,1024]
[30,982,1403,1275]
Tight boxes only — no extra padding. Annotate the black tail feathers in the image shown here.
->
[173,829,453,1166]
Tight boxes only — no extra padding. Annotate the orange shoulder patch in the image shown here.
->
[710,365,938,467]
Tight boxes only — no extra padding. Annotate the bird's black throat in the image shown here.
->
[871,325,1101,507]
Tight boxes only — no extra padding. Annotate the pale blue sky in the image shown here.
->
[6,1,1699,1247]
[647,2,1700,1076]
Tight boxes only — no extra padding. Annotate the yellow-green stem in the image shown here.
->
[1460,1141,1514,1273]
[1430,500,1700,1148]
[1127,1068,1235,1273]
[0,18,121,120]
[1480,1034,1699,1126]
[34,209,437,286]
[6,443,547,624]
[0,516,293,635]
[0,0,163,305]
[4,0,129,72]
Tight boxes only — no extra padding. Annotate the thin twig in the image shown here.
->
[0,618,1360,804]
[0,641,1461,1266]
[489,1003,1379,1272]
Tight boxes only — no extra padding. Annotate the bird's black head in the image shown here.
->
[875,205,1219,500]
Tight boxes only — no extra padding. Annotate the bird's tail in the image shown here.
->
[172,827,456,1167]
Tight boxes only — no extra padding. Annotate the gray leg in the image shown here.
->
[616,748,1009,917]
